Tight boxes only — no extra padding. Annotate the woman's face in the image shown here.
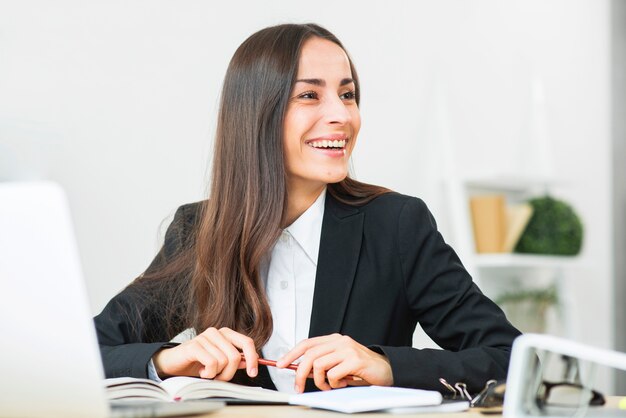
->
[283,37,361,191]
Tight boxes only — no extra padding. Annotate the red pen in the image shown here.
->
[240,353,359,381]
[239,353,299,371]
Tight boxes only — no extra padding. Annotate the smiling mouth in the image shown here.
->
[306,139,347,150]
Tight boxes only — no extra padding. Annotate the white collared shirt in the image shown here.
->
[261,188,326,393]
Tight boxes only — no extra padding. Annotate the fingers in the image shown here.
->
[292,344,333,392]
[312,355,336,391]
[193,336,229,379]
[280,334,392,393]
[155,327,259,381]
[310,350,358,390]
[324,357,356,389]
[199,328,243,381]
[219,327,259,378]
[277,334,339,367]
[285,334,345,392]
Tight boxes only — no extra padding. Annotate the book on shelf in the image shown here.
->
[470,195,507,253]
[503,203,533,252]
[105,376,289,404]
[469,195,533,254]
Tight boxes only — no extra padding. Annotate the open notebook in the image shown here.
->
[0,182,223,418]
[106,377,446,413]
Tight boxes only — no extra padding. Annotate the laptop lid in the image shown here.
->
[504,333,626,418]
[0,181,110,418]
[0,182,224,418]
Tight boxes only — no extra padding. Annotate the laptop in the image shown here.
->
[0,181,223,418]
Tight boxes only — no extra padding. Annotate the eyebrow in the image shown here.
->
[294,78,355,87]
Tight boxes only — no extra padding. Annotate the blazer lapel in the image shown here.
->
[308,194,364,338]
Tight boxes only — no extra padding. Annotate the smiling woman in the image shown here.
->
[283,37,362,226]
[94,23,521,396]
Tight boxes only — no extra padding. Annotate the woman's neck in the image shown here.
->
[283,182,326,228]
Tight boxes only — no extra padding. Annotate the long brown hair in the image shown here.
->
[136,23,389,348]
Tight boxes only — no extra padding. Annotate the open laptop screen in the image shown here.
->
[0,182,112,418]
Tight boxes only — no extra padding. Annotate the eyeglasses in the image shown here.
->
[536,380,605,409]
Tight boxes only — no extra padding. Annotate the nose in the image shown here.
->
[322,95,351,125]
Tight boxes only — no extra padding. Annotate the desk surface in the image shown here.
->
[196,404,485,418]
[194,397,624,418]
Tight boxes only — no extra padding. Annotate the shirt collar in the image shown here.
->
[284,188,326,266]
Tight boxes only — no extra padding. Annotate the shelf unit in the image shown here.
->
[473,253,580,269]
[446,175,575,270]
[444,175,578,336]
[431,80,578,336]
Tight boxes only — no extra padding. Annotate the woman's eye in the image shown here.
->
[298,91,318,99]
[341,90,356,100]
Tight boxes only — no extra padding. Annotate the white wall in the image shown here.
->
[0,0,613,387]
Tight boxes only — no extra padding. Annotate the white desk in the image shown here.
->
[192,396,624,418]
[195,404,483,418]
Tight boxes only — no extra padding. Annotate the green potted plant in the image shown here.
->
[514,196,583,256]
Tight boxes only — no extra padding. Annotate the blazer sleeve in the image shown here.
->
[93,203,198,378]
[373,197,521,393]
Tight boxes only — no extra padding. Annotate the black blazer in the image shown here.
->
[94,192,521,393]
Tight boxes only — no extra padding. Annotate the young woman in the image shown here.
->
[95,23,521,395]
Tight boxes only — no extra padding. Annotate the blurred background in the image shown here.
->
[1,0,624,393]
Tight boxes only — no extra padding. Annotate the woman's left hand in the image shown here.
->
[276,334,394,393]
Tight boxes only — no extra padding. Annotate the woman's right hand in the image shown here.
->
[152,327,258,381]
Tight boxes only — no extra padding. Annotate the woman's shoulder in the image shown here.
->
[356,191,430,216]
[175,200,205,216]
[327,190,435,231]
[172,200,206,230]
[160,200,206,251]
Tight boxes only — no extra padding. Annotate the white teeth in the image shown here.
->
[308,139,347,148]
